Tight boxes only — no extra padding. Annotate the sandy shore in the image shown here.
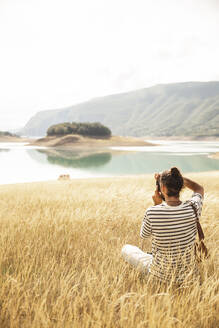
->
[0,136,30,143]
[209,152,219,159]
[29,134,155,149]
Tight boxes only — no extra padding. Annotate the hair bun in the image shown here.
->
[170,167,180,177]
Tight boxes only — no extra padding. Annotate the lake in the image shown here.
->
[0,140,219,184]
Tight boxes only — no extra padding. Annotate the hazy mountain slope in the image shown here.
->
[21,82,219,137]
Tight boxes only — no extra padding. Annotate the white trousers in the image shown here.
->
[121,244,153,272]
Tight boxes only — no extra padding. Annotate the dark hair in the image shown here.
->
[160,167,184,197]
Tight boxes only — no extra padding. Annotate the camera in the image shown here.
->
[156,180,165,201]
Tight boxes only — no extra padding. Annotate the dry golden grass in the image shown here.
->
[0,172,218,328]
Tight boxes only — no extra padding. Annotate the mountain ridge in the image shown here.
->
[21,81,219,137]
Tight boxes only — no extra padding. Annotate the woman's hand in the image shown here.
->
[152,188,163,205]
[152,173,163,205]
[154,173,160,181]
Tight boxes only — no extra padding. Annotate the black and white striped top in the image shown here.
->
[140,193,203,283]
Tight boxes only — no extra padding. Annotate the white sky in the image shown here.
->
[0,0,219,130]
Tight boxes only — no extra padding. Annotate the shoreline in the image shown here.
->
[1,134,219,146]
[208,152,219,159]
[1,170,219,188]
[141,135,219,142]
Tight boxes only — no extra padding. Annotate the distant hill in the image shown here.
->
[0,131,28,142]
[0,131,18,137]
[21,82,219,137]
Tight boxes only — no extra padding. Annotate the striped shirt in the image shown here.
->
[140,193,203,283]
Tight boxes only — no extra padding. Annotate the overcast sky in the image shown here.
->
[0,0,219,130]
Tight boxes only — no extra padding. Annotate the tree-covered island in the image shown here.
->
[31,122,154,148]
[47,122,112,138]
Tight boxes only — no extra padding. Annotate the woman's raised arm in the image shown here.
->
[183,177,204,197]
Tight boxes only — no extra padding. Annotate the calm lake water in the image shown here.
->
[0,141,219,184]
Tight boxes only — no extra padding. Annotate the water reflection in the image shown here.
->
[1,143,219,185]
[27,148,219,174]
[26,148,112,169]
[36,149,112,168]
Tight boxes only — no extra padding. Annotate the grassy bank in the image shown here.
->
[0,172,218,327]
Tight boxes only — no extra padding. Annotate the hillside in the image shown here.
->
[21,82,219,137]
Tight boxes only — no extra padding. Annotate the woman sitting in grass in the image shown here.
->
[122,167,204,284]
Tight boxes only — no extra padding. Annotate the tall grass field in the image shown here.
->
[0,172,218,327]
